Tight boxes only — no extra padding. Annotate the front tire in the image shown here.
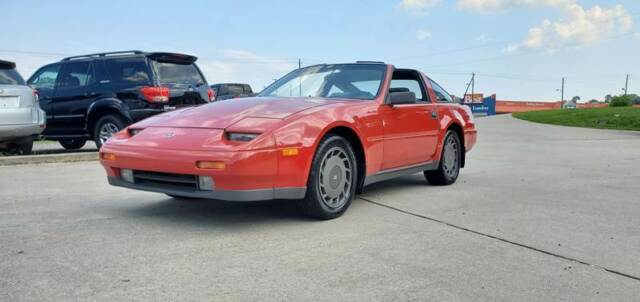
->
[94,115,125,149]
[425,130,462,186]
[59,138,87,150]
[302,135,357,220]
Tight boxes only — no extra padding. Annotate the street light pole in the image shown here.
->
[560,77,565,109]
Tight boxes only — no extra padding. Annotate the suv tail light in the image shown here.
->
[207,88,216,102]
[140,86,170,103]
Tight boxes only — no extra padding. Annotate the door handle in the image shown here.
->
[431,111,438,119]
[84,92,97,97]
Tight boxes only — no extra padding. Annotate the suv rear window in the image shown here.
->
[102,57,151,85]
[0,68,26,85]
[152,61,205,87]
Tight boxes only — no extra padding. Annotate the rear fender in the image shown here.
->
[86,98,132,131]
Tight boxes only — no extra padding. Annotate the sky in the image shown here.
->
[1,0,639,102]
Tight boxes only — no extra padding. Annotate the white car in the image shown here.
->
[0,60,46,155]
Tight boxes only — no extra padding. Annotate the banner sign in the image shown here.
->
[464,94,496,116]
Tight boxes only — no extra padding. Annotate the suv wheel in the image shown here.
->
[3,139,33,156]
[59,138,87,150]
[302,135,357,220]
[425,130,461,185]
[94,115,125,149]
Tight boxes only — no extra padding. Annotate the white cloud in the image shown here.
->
[416,29,433,41]
[458,1,634,51]
[399,0,441,15]
[520,4,633,50]
[197,49,296,91]
[457,0,575,11]
[476,34,491,43]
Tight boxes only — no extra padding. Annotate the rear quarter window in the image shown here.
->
[102,57,152,86]
[0,68,25,85]
[152,62,205,87]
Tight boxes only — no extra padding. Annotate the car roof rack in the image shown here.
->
[62,50,145,61]
[355,61,385,64]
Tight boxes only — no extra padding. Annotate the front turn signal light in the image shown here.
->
[281,148,299,157]
[101,153,116,161]
[196,161,226,170]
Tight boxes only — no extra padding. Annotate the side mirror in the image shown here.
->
[388,91,416,105]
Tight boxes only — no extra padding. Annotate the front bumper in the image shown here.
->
[100,143,308,202]
[108,176,305,201]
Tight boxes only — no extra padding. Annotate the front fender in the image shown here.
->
[270,110,369,189]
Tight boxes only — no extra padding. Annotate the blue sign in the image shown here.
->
[465,95,496,116]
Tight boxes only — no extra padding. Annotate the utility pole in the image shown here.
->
[624,74,629,96]
[298,58,301,69]
[471,73,475,100]
[560,77,565,109]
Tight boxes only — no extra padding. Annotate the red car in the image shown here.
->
[100,63,477,219]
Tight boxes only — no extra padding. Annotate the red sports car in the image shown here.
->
[100,62,477,219]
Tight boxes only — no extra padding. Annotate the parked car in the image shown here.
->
[99,62,477,219]
[210,83,254,101]
[0,60,46,155]
[27,51,215,149]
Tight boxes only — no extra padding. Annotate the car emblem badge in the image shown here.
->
[164,131,176,138]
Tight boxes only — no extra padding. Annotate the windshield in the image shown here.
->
[259,64,386,100]
[152,61,205,88]
[0,68,26,85]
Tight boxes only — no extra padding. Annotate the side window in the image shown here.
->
[389,70,427,103]
[57,62,93,89]
[228,85,244,95]
[430,80,454,103]
[218,85,229,96]
[29,65,60,90]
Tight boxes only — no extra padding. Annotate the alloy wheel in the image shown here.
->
[99,122,120,144]
[318,147,353,209]
[442,134,459,178]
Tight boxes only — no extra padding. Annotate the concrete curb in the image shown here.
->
[0,152,98,166]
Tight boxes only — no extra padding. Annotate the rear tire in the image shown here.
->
[3,139,33,156]
[425,130,462,186]
[94,114,125,149]
[59,138,87,150]
[301,135,357,220]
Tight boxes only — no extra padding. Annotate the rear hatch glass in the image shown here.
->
[151,61,207,106]
[0,68,26,85]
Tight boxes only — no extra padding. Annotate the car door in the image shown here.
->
[27,63,61,132]
[380,70,440,170]
[50,61,96,134]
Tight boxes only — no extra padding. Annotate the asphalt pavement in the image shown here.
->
[1,114,639,301]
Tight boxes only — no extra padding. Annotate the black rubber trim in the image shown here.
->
[108,177,306,202]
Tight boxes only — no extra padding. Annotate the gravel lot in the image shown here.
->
[1,114,639,301]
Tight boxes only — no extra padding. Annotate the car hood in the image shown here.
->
[135,97,335,129]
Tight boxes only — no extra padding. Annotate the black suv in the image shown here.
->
[27,51,214,149]
[210,83,254,101]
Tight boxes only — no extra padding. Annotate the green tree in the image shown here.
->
[609,95,633,107]
[605,94,613,103]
